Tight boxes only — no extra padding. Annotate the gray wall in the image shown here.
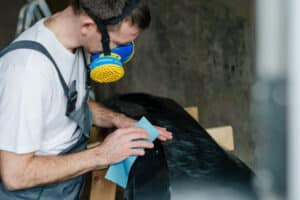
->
[94,0,256,168]
[0,0,256,168]
[0,0,68,48]
[0,1,25,48]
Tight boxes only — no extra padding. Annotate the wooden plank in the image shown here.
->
[184,106,234,151]
[87,127,117,200]
[89,127,103,144]
[89,169,116,200]
[206,126,235,151]
[184,106,199,121]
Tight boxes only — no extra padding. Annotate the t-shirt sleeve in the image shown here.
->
[0,54,51,154]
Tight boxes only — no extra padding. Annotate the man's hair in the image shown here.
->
[71,0,151,30]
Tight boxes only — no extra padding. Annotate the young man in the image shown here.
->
[0,0,172,199]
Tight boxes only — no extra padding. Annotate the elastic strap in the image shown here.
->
[81,7,111,56]
[102,0,140,25]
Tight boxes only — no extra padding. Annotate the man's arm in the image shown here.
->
[0,127,153,191]
[88,99,173,141]
[0,148,98,191]
[88,98,123,128]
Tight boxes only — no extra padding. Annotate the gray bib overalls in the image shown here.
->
[0,41,93,199]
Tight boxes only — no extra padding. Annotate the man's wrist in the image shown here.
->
[111,113,126,128]
[89,145,109,168]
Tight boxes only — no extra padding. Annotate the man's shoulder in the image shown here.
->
[0,18,55,70]
[0,46,55,74]
[0,46,58,99]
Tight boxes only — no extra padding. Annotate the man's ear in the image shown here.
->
[80,15,97,36]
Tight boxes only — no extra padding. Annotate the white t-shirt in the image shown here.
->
[0,19,88,155]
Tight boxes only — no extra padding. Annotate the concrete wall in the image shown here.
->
[0,0,256,168]
[94,0,256,168]
[0,0,68,48]
[0,0,25,48]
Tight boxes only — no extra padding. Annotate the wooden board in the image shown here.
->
[184,106,199,121]
[89,169,116,200]
[184,106,234,151]
[206,126,235,151]
[87,127,117,200]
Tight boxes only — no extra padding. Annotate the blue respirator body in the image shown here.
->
[89,42,135,83]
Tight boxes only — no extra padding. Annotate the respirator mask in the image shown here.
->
[83,0,139,83]
[90,42,135,83]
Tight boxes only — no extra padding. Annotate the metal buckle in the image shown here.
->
[66,90,78,116]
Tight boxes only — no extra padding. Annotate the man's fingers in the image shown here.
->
[124,132,151,141]
[114,125,172,145]
[130,141,154,149]
[130,149,145,156]
[116,127,147,135]
[156,127,173,139]
[157,135,168,141]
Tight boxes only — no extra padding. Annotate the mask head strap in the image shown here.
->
[102,0,140,25]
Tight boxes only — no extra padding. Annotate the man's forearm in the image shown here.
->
[88,99,123,128]
[0,147,105,191]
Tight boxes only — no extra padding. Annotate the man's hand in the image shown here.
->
[112,114,173,142]
[93,127,154,165]
[88,99,173,141]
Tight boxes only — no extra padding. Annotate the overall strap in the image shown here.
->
[0,40,70,98]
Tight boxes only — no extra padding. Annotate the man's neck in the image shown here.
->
[44,6,81,53]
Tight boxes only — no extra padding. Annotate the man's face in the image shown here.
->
[81,18,141,54]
